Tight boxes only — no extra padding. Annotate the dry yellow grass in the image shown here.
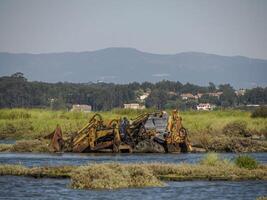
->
[11,139,50,152]
[71,163,164,189]
[0,164,29,176]
[0,144,13,152]
[0,139,50,152]
[0,164,74,178]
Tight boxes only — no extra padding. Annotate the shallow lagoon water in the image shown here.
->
[0,152,266,167]
[0,176,266,200]
[0,152,266,199]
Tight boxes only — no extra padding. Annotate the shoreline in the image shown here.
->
[1,138,266,153]
[0,155,266,189]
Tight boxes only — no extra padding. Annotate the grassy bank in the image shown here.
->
[0,108,145,139]
[0,139,50,152]
[0,108,266,139]
[0,154,266,189]
[0,108,266,152]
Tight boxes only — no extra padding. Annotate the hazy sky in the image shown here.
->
[0,0,267,59]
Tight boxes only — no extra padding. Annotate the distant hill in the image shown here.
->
[0,47,266,88]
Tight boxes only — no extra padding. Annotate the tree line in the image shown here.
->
[0,73,266,110]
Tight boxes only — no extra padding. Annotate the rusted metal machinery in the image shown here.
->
[44,124,65,152]
[48,113,132,153]
[68,113,132,153]
[125,110,192,153]
[48,110,191,153]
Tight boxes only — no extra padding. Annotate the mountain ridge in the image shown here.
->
[0,47,266,88]
[1,48,267,60]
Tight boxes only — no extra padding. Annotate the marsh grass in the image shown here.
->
[182,110,267,137]
[251,106,267,118]
[0,159,266,190]
[0,139,50,152]
[0,164,74,177]
[0,108,266,153]
[235,155,259,170]
[222,120,248,137]
[0,109,31,120]
[71,163,164,189]
[111,108,155,116]
[11,139,50,152]
[199,153,230,166]
[0,144,13,152]
[0,108,266,140]
[0,164,29,176]
[155,163,267,181]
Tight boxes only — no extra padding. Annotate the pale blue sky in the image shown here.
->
[0,0,267,59]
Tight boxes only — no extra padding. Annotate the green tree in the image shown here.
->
[244,87,266,104]
[208,82,216,92]
[145,89,168,109]
[219,84,237,107]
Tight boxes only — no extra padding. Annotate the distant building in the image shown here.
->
[180,93,198,100]
[246,104,260,107]
[235,89,246,96]
[208,92,223,98]
[196,103,215,111]
[124,103,145,109]
[168,91,178,96]
[139,92,150,101]
[71,104,92,112]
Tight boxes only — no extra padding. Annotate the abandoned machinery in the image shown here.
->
[47,110,192,153]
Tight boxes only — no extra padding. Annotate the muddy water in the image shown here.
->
[0,176,266,200]
[0,152,266,167]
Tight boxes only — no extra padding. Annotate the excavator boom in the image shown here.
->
[48,110,191,153]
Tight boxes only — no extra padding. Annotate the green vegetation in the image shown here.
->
[0,108,266,152]
[222,120,248,137]
[71,163,163,189]
[182,109,267,136]
[1,74,267,110]
[0,144,13,152]
[0,164,73,178]
[252,106,267,118]
[0,139,50,152]
[0,108,266,140]
[235,155,259,169]
[181,110,267,152]
[10,139,50,152]
[199,153,229,166]
[0,156,266,189]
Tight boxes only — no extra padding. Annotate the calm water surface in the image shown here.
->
[0,176,266,200]
[0,152,266,167]
[0,152,266,199]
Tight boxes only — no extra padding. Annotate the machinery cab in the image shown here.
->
[144,112,169,139]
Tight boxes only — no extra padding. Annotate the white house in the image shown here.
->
[180,93,198,100]
[124,103,145,109]
[139,92,150,101]
[235,89,246,96]
[196,103,215,111]
[208,92,223,98]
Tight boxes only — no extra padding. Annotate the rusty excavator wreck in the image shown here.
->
[47,110,192,153]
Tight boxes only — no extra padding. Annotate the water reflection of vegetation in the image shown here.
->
[0,154,266,189]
